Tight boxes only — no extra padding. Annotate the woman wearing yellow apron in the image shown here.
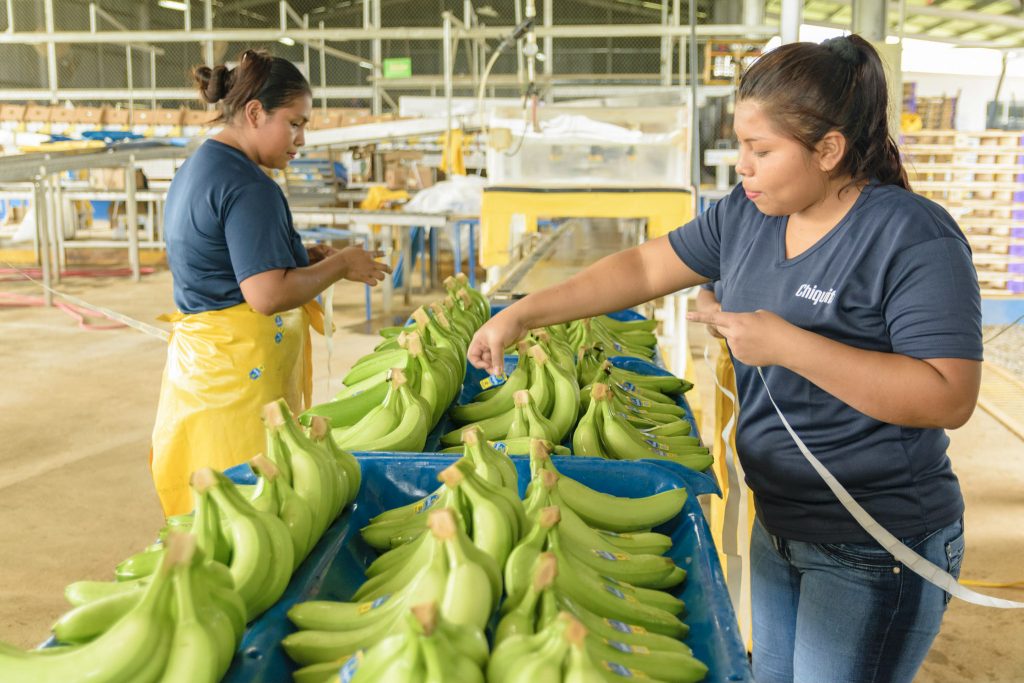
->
[152,49,390,516]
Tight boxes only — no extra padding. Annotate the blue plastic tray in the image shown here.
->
[425,354,719,497]
[221,455,750,683]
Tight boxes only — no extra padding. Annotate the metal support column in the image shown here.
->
[688,0,700,211]
[544,0,553,102]
[302,13,310,81]
[743,0,765,28]
[443,14,454,162]
[43,0,57,103]
[780,0,802,44]
[371,0,382,115]
[45,175,61,285]
[126,44,134,119]
[125,157,140,282]
[34,173,52,306]
[674,0,683,89]
[660,1,672,87]
[318,20,327,114]
[853,0,887,41]
[203,0,214,66]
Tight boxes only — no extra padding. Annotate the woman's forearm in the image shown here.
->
[780,327,980,429]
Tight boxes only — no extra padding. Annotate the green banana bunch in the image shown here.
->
[578,350,692,396]
[573,384,713,472]
[264,399,348,539]
[567,319,653,360]
[343,348,412,386]
[398,331,459,429]
[462,426,519,490]
[445,273,490,323]
[191,468,295,621]
[248,454,315,569]
[507,389,560,442]
[300,378,388,429]
[411,307,467,382]
[0,534,187,683]
[438,461,524,568]
[529,439,687,533]
[596,314,658,333]
[308,416,362,497]
[345,602,486,683]
[529,345,582,443]
[449,344,532,424]
[503,553,698,661]
[527,328,577,375]
[333,368,431,453]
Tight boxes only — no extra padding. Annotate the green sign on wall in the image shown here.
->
[382,57,412,79]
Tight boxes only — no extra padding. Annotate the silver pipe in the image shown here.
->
[184,0,191,32]
[544,0,553,102]
[34,174,52,307]
[780,0,801,43]
[465,0,478,92]
[150,50,157,109]
[303,13,310,82]
[372,0,382,114]
[674,0,681,89]
[689,0,700,210]
[126,44,134,117]
[319,20,327,114]
[5,0,13,33]
[44,0,57,103]
[660,0,671,87]
[0,24,781,44]
[89,3,96,32]
[279,0,287,30]
[443,14,453,161]
[514,0,525,87]
[126,156,140,282]
[204,0,214,65]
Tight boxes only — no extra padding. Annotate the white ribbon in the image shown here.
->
[756,367,1024,609]
[322,283,335,396]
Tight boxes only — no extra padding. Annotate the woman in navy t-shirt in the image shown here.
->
[152,50,390,516]
[469,35,980,683]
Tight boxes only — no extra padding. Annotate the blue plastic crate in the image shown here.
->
[220,454,750,683]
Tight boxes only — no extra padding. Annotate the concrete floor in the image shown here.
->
[1,229,1022,681]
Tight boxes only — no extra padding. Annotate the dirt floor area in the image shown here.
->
[1,264,1022,682]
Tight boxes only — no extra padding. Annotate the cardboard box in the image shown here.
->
[104,108,131,125]
[0,104,26,122]
[74,106,107,125]
[24,106,52,123]
[88,168,148,192]
[309,107,371,130]
[182,108,220,126]
[49,106,78,123]
[133,108,184,126]
[384,164,408,191]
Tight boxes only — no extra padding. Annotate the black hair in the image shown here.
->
[191,48,311,123]
[737,34,909,190]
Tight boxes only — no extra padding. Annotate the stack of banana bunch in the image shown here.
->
[302,275,489,441]
[282,508,499,682]
[337,602,488,683]
[490,610,664,683]
[574,381,713,472]
[490,440,709,682]
[440,342,581,451]
[551,314,658,361]
[0,534,244,683]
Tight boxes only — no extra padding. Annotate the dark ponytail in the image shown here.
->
[191,48,310,123]
[737,34,909,191]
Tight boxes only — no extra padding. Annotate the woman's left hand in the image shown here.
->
[685,309,798,367]
[307,244,337,264]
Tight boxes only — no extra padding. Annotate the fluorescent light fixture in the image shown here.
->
[158,0,189,11]
[476,5,499,18]
[359,61,373,69]
[278,36,296,46]
[535,52,546,62]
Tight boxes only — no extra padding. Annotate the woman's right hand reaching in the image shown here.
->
[468,309,528,376]
[335,246,392,286]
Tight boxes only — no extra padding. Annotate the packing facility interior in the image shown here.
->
[1,1,1023,682]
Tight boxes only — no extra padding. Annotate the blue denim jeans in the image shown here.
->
[750,516,965,683]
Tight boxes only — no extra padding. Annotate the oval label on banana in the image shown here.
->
[620,381,638,392]
[593,549,630,561]
[629,397,650,407]
[339,651,362,683]
[412,492,440,514]
[357,594,391,614]
[603,584,637,603]
[603,660,648,678]
[479,372,508,389]
[605,639,651,656]
[605,618,648,635]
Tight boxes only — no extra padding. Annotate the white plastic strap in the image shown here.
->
[3,261,170,342]
[322,283,335,395]
[704,345,753,641]
[756,367,1024,609]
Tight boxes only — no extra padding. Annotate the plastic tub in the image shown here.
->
[220,454,750,683]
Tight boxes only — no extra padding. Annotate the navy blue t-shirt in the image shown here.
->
[164,139,309,313]
[670,182,982,543]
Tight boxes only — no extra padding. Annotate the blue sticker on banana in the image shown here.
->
[621,381,637,392]
[492,441,508,453]
[593,549,629,561]
[603,661,647,678]
[479,372,508,389]
[605,618,648,635]
[338,652,362,683]
[413,492,440,514]
[357,594,391,614]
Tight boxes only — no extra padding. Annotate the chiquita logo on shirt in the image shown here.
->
[795,284,837,305]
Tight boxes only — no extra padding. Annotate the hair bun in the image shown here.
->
[192,64,233,104]
[822,36,861,65]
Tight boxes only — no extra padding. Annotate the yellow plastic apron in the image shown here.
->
[150,301,325,516]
